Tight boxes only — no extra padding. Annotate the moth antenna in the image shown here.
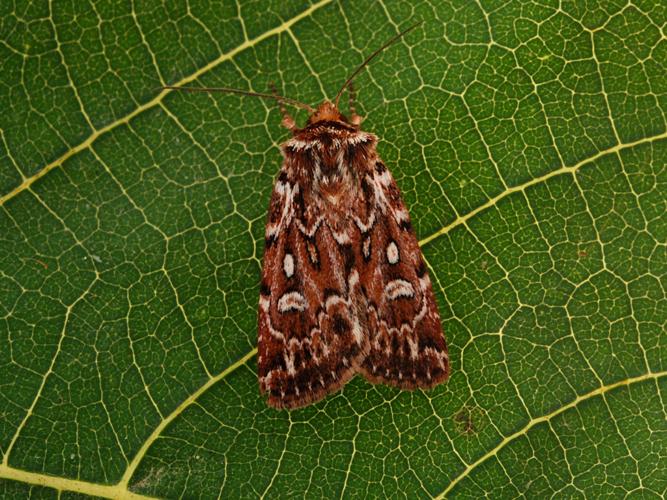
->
[334,21,422,108]
[348,80,357,116]
[162,85,315,113]
[269,81,297,130]
[348,81,363,127]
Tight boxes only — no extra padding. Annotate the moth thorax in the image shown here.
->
[314,153,357,206]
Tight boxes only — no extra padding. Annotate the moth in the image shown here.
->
[166,24,449,409]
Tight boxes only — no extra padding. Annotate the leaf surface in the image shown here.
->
[1,1,665,497]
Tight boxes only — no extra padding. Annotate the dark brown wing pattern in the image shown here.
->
[257,167,369,409]
[356,160,449,388]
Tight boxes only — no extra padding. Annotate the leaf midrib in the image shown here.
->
[1,370,664,499]
[0,0,335,207]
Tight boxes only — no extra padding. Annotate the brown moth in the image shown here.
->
[166,23,449,410]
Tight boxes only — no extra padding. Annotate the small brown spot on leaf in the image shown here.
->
[454,406,486,435]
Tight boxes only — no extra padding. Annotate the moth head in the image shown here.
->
[307,102,349,126]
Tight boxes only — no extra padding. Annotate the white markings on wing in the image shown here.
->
[385,279,415,301]
[386,241,399,264]
[278,291,307,313]
[283,253,294,278]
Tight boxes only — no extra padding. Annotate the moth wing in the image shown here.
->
[357,161,449,388]
[258,170,369,409]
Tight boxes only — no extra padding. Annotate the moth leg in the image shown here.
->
[270,82,296,130]
[347,81,363,127]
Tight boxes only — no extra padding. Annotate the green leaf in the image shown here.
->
[1,0,665,497]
